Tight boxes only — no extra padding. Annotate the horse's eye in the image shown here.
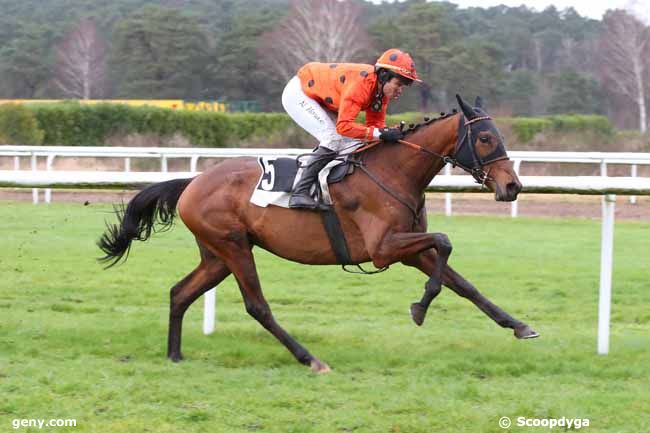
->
[479,136,489,143]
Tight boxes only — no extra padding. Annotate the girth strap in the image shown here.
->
[319,206,353,265]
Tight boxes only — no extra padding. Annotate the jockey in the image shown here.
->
[281,48,420,210]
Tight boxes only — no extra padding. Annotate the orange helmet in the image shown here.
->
[375,49,421,82]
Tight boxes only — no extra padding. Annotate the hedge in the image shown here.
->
[0,102,615,147]
[505,114,613,143]
[27,102,234,147]
[0,103,44,145]
[9,102,290,147]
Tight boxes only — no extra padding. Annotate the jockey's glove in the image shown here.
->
[379,127,404,143]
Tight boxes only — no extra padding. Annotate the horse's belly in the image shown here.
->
[246,205,369,265]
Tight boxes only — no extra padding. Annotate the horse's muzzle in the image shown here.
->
[496,180,522,202]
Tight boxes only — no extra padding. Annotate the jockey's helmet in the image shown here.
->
[375,49,421,83]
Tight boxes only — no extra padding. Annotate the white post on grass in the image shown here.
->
[190,155,199,173]
[31,154,38,204]
[511,159,522,218]
[187,154,216,335]
[444,163,452,216]
[630,164,637,204]
[600,160,607,230]
[598,194,616,355]
[45,154,55,204]
[203,289,216,335]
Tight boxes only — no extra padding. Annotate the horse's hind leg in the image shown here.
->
[167,242,232,362]
[442,265,539,339]
[206,236,330,373]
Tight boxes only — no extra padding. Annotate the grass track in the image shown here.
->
[0,201,648,433]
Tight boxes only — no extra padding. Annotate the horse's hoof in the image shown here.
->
[514,325,540,339]
[310,358,331,374]
[168,353,184,362]
[410,303,426,326]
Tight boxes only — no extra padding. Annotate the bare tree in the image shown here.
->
[259,0,372,81]
[599,10,650,132]
[53,18,108,99]
[626,0,650,25]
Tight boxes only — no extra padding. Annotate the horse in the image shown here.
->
[98,95,538,373]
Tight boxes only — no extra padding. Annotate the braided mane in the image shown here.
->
[402,109,458,137]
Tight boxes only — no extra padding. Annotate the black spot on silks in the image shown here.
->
[308,80,315,87]
[324,97,333,104]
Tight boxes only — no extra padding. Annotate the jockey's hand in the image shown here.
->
[379,127,404,143]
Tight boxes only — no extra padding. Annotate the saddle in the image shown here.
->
[249,154,359,265]
[250,154,357,208]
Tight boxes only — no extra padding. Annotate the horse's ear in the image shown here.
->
[456,94,475,118]
[475,96,484,109]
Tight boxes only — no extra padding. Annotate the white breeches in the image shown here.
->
[281,76,360,154]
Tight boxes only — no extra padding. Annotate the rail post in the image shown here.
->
[31,154,38,204]
[190,155,199,173]
[598,194,616,355]
[511,159,522,218]
[444,163,452,216]
[203,289,216,335]
[45,155,55,204]
[630,164,637,204]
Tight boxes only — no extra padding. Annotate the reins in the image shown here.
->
[355,163,420,220]
[350,114,507,223]
[395,115,498,185]
[352,138,425,222]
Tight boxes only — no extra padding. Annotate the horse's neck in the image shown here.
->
[366,114,458,195]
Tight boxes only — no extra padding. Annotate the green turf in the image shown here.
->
[0,201,648,433]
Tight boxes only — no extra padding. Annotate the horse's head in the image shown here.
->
[454,94,522,202]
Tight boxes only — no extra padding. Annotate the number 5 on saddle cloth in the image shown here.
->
[250,155,352,209]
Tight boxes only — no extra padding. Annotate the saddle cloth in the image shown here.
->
[250,156,346,208]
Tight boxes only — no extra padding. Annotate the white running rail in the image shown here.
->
[2,146,649,207]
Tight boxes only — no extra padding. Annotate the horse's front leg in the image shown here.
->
[402,249,446,326]
[403,250,539,338]
[370,231,452,326]
[370,231,452,269]
[443,265,539,339]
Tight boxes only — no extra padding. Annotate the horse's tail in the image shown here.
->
[97,178,193,268]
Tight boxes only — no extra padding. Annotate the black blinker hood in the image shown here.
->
[454,112,509,170]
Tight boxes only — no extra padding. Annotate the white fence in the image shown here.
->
[2,145,649,210]
[2,145,650,356]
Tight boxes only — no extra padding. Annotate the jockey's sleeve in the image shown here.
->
[336,85,385,140]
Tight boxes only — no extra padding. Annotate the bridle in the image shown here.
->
[350,112,511,224]
[395,114,509,188]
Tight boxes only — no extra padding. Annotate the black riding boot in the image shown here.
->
[289,147,336,210]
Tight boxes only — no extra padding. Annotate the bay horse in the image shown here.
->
[98,95,538,373]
